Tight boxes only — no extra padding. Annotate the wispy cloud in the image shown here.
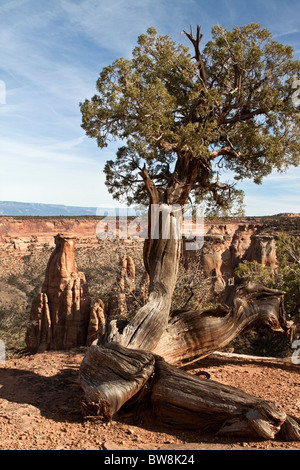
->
[0,134,110,206]
[239,166,300,215]
[0,0,299,213]
[1,136,89,164]
[61,0,168,55]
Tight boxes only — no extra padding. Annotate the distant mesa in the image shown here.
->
[0,201,299,218]
[273,213,300,218]
[0,201,112,217]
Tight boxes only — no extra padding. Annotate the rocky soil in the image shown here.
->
[0,349,299,451]
[0,215,299,451]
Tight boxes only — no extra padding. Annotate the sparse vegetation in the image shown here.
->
[0,238,145,357]
[233,232,300,356]
[235,233,300,322]
[2,228,299,358]
[171,255,215,312]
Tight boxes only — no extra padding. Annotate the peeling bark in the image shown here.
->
[79,157,299,441]
[100,212,182,351]
[153,282,291,366]
[78,200,299,442]
[79,241,299,441]
[80,343,300,441]
[77,24,300,440]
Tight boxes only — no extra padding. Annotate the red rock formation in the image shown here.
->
[183,224,278,296]
[0,215,299,263]
[26,234,91,352]
[247,234,277,269]
[107,256,136,319]
[87,298,106,346]
[26,293,51,352]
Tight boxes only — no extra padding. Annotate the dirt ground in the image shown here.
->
[0,348,299,451]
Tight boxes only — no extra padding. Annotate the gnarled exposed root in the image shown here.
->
[79,343,300,441]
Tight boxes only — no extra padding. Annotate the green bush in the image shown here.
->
[233,233,300,356]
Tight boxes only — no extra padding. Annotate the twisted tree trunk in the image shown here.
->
[79,157,300,441]
[80,343,300,441]
[153,282,291,366]
[79,232,300,440]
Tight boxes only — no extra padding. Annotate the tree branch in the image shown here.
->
[209,147,241,159]
[183,25,208,88]
[223,107,267,125]
[139,165,161,205]
[166,152,203,205]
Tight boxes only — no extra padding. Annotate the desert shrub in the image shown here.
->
[232,233,300,356]
[235,260,273,285]
[0,304,28,358]
[235,234,300,322]
[172,255,215,312]
[275,233,300,323]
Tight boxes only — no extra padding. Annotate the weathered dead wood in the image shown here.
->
[79,203,298,441]
[79,343,300,440]
[100,231,182,352]
[79,343,155,418]
[210,351,297,366]
[98,281,292,368]
[79,279,300,441]
[153,282,292,366]
[151,357,300,441]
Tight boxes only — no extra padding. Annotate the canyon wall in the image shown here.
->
[0,215,299,352]
[183,223,278,295]
[1,214,298,254]
[1,215,299,284]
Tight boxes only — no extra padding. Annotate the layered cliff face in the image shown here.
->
[183,223,278,295]
[0,217,100,259]
[1,215,299,353]
[0,215,298,267]
[25,234,92,352]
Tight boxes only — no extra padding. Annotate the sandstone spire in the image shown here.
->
[107,255,136,319]
[26,234,91,352]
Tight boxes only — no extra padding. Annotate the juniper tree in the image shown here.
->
[80,24,299,349]
[81,24,300,213]
[79,25,300,441]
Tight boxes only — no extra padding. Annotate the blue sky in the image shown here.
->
[0,0,299,215]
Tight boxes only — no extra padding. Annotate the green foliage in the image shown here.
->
[275,233,300,318]
[234,233,300,320]
[81,24,300,212]
[230,329,291,358]
[233,232,300,357]
[235,260,273,285]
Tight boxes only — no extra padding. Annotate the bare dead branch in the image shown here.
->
[183,25,208,88]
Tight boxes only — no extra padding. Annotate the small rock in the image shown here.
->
[103,440,124,451]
